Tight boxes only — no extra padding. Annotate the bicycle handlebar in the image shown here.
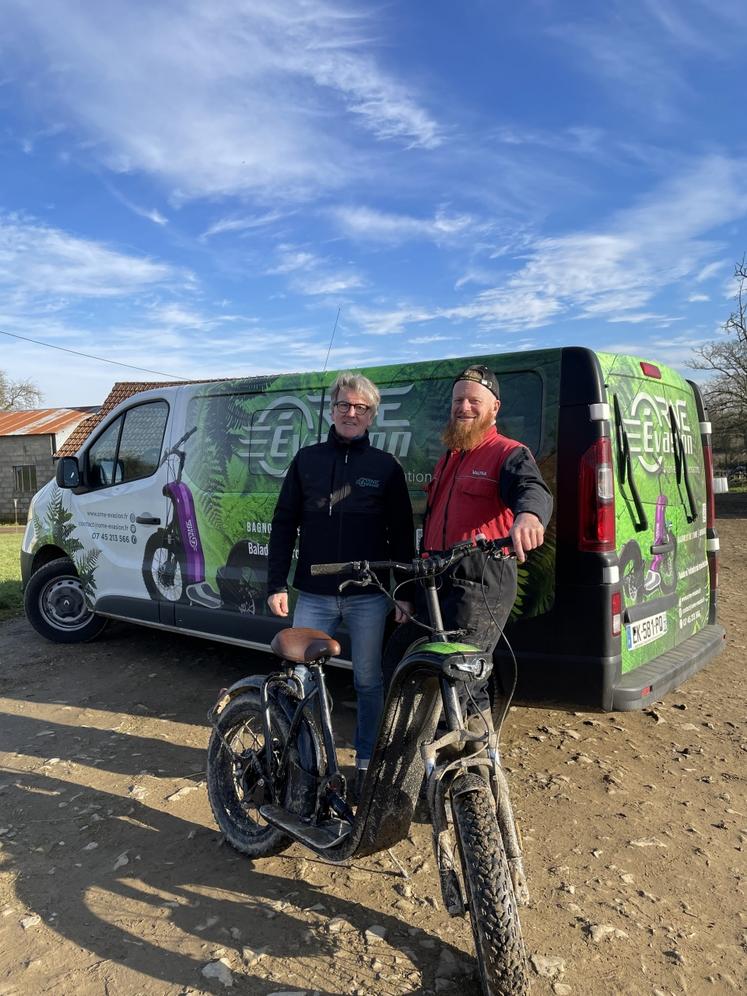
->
[310,536,514,579]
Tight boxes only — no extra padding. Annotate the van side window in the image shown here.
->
[86,401,169,489]
[118,402,169,480]
[87,418,123,487]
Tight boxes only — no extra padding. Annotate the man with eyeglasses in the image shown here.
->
[267,371,415,797]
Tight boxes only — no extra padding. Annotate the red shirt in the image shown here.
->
[423,427,521,550]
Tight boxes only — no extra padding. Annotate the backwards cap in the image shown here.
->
[453,364,500,400]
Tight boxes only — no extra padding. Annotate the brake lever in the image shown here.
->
[338,576,373,593]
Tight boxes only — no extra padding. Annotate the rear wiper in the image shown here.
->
[668,406,698,524]
[613,395,647,531]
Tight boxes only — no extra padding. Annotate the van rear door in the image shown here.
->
[602,354,709,680]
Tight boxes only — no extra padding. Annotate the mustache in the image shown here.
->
[441,412,494,449]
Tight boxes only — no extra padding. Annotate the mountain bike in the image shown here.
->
[206,537,530,995]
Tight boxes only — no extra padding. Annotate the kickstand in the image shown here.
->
[386,846,410,880]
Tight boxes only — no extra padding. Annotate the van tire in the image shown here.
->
[142,530,186,602]
[24,558,107,644]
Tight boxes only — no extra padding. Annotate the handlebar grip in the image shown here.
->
[310,561,355,576]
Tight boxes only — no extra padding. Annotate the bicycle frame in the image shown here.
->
[214,630,528,903]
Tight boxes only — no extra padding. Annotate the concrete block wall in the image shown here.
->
[0,435,55,522]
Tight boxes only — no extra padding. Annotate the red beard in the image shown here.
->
[441,411,495,450]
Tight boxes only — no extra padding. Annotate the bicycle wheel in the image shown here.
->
[207,690,320,858]
[451,773,529,996]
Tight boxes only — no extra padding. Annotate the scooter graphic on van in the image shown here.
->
[619,493,678,605]
[142,428,260,613]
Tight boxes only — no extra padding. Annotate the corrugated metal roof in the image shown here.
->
[0,407,98,437]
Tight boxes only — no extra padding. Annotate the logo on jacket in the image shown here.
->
[472,469,488,477]
[356,477,380,488]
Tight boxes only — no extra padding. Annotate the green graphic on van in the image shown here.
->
[31,486,102,602]
[21,346,722,713]
[600,352,709,673]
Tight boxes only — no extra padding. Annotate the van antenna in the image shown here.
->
[322,307,341,375]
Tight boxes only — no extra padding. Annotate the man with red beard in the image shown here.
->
[384,364,552,723]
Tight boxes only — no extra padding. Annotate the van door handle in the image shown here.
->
[135,514,161,525]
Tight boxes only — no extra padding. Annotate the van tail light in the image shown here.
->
[703,436,715,529]
[708,555,718,594]
[578,437,616,552]
[611,590,622,638]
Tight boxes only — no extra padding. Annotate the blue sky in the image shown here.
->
[1,0,746,407]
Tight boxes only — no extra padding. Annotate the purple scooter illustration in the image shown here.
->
[142,428,260,612]
[619,493,678,605]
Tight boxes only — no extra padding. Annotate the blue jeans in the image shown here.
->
[293,591,390,763]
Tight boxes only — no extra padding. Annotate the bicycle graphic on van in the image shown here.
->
[619,493,678,605]
[142,428,261,613]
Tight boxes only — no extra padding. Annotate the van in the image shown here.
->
[20,347,724,710]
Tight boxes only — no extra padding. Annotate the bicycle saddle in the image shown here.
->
[270,627,341,663]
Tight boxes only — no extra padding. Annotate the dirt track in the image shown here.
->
[0,515,745,995]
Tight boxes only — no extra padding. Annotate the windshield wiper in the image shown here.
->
[668,405,698,524]
[613,395,648,531]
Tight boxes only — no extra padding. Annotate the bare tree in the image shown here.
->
[690,258,747,468]
[0,370,44,410]
[691,257,747,423]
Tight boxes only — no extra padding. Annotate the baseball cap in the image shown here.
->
[453,364,500,400]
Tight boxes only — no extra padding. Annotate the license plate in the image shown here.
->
[626,611,668,651]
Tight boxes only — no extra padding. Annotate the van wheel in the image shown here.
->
[142,530,186,602]
[25,558,107,644]
[620,542,644,605]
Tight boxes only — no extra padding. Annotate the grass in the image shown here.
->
[0,532,24,621]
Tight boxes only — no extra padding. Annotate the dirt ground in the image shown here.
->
[0,513,745,996]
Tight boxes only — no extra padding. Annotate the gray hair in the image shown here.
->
[330,371,380,416]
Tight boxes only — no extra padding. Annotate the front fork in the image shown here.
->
[422,684,530,914]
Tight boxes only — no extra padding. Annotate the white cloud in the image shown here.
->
[2,0,441,200]
[0,214,179,299]
[331,205,476,244]
[266,244,364,296]
[200,211,287,239]
[348,155,747,336]
[688,293,709,302]
[296,272,364,295]
[266,248,320,276]
[695,260,725,283]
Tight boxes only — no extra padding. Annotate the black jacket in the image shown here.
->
[267,428,415,597]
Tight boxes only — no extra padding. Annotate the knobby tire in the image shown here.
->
[206,690,319,858]
[451,774,530,995]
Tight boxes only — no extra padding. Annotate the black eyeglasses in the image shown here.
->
[333,401,370,415]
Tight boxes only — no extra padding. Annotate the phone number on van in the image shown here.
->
[626,611,668,651]
[90,532,133,543]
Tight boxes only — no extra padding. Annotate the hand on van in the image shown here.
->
[509,512,545,564]
[267,592,289,617]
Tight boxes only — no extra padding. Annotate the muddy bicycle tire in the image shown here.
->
[451,773,529,995]
[207,690,320,858]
